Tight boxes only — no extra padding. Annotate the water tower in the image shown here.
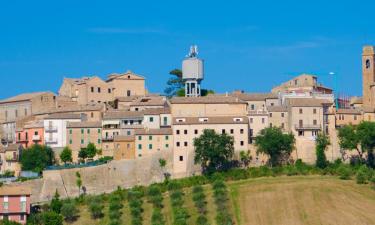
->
[182,45,204,97]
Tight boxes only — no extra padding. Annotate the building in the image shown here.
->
[271,74,333,94]
[0,92,56,143]
[59,71,146,105]
[113,135,135,160]
[0,144,22,176]
[15,120,44,149]
[134,128,173,159]
[43,113,84,149]
[362,46,375,109]
[66,121,103,162]
[0,186,31,224]
[172,116,249,177]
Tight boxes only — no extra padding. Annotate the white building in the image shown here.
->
[43,113,84,148]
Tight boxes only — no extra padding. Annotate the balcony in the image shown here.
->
[32,135,41,141]
[16,138,28,143]
[102,136,114,142]
[45,139,58,144]
[120,124,143,129]
[294,124,321,130]
[45,126,58,133]
[248,110,268,115]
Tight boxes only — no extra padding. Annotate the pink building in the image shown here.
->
[0,186,31,224]
[16,121,44,149]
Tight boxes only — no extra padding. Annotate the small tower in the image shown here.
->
[182,45,204,97]
[362,46,375,108]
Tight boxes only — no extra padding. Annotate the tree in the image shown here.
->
[41,211,63,225]
[78,148,88,163]
[61,200,79,222]
[20,144,55,173]
[158,158,170,181]
[255,127,295,167]
[239,150,252,168]
[194,129,234,174]
[50,190,62,213]
[164,69,184,97]
[76,172,82,196]
[338,125,362,160]
[338,122,375,168]
[315,133,330,168]
[60,147,73,165]
[86,143,97,159]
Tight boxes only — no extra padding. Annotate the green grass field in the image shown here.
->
[66,176,375,225]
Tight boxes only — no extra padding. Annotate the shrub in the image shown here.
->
[337,165,352,180]
[61,200,78,222]
[88,196,104,219]
[196,215,209,225]
[41,211,63,225]
[50,190,62,213]
[356,165,371,184]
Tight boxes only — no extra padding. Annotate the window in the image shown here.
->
[240,129,244,134]
[313,119,317,125]
[127,90,131,96]
[240,141,244,146]
[20,214,25,221]
[270,123,273,127]
[149,144,153,150]
[179,156,183,161]
[299,120,303,127]
[149,136,152,140]
[81,129,84,134]
[184,142,188,147]
[98,87,101,93]
[35,131,38,135]
[165,135,169,140]
[184,130,188,134]
[138,144,142,150]
[24,108,27,116]
[18,133,21,141]
[138,136,142,141]
[262,118,265,124]
[149,117,154,122]
[312,131,318,136]
[230,129,234,134]
[91,87,94,92]
[251,104,255,110]
[269,113,272,117]
[313,108,317,114]
[294,79,298,85]
[281,123,285,129]
[91,112,94,118]
[81,139,84,144]
[69,139,72,144]
[222,129,226,134]
[163,117,168,125]
[299,108,303,114]
[87,129,90,134]
[176,142,180,147]
[108,88,111,93]
[194,129,198,134]
[176,130,180,135]
[354,115,357,120]
[298,131,304,136]
[271,103,274,106]
[5,110,7,119]
[127,130,131,135]
[98,129,101,133]
[166,144,169,148]
[281,113,284,117]
[15,109,18,117]
[98,139,101,144]
[250,118,253,123]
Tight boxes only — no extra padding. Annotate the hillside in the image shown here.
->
[66,176,375,225]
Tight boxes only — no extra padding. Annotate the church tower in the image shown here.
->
[362,46,375,108]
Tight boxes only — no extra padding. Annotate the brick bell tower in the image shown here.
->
[362,46,375,109]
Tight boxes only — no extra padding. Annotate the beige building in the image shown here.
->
[272,74,333,94]
[59,71,146,105]
[0,92,56,143]
[0,144,22,176]
[172,116,249,178]
[113,136,135,160]
[170,96,248,117]
[66,121,103,162]
[134,128,173,159]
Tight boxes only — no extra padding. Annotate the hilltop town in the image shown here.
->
[0,46,375,224]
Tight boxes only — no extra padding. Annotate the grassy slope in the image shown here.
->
[66,176,375,225]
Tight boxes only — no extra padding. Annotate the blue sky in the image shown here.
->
[0,0,374,99]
